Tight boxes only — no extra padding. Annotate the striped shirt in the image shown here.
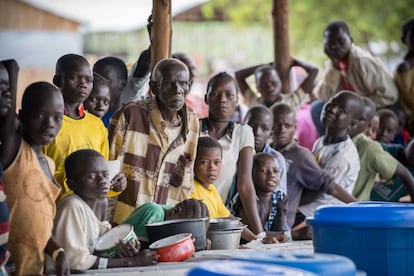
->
[109,98,199,222]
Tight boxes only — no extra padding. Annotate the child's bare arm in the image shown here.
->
[234,64,263,97]
[45,235,70,275]
[329,183,357,203]
[291,57,319,95]
[0,59,20,169]
[236,147,264,234]
[394,162,414,203]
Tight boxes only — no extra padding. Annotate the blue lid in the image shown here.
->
[231,252,356,276]
[187,260,317,276]
[306,202,414,228]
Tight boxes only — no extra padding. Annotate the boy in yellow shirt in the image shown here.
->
[190,136,230,218]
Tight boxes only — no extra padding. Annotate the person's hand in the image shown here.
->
[133,48,151,78]
[110,173,127,192]
[265,231,288,243]
[130,249,157,266]
[262,235,279,244]
[55,251,71,276]
[117,238,141,257]
[205,238,211,250]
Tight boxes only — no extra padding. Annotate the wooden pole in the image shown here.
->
[151,0,172,71]
[272,0,290,94]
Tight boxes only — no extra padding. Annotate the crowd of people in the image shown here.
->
[0,18,414,275]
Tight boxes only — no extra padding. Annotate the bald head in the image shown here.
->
[151,58,189,83]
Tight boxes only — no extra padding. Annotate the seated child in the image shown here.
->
[1,74,69,275]
[122,199,209,249]
[387,104,411,145]
[84,74,111,119]
[243,105,287,193]
[349,97,414,201]
[189,136,264,243]
[53,149,157,271]
[270,102,356,237]
[376,108,399,145]
[364,113,379,139]
[299,91,363,219]
[235,57,318,110]
[190,136,232,219]
[232,152,287,242]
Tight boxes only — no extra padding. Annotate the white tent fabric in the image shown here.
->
[20,0,209,32]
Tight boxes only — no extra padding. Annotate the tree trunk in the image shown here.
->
[272,0,290,94]
[151,0,172,71]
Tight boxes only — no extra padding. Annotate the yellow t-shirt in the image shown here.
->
[43,111,118,198]
[190,179,230,218]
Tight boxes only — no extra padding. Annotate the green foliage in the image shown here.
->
[201,0,413,45]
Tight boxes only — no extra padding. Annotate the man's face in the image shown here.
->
[156,64,189,111]
[323,28,352,61]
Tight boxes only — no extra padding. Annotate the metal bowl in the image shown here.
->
[208,217,242,231]
[146,217,208,251]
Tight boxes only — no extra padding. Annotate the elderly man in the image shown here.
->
[109,58,199,224]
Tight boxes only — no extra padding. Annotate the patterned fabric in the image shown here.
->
[43,111,110,198]
[4,140,61,275]
[230,189,287,232]
[299,136,360,217]
[314,44,398,107]
[109,98,199,224]
[190,179,230,219]
[0,163,9,269]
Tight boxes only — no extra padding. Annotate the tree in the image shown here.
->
[201,0,413,65]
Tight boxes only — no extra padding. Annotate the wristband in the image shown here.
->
[52,248,65,262]
[256,231,266,241]
[98,257,108,269]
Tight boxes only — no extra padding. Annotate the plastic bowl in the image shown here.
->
[95,224,138,257]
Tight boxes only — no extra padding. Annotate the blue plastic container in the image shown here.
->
[231,252,357,276]
[306,202,414,276]
[186,260,317,276]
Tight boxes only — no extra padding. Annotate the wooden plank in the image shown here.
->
[151,0,172,70]
[272,0,290,94]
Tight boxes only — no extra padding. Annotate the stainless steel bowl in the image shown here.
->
[208,217,242,231]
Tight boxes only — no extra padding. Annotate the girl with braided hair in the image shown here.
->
[122,199,209,248]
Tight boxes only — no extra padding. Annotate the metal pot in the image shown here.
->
[207,226,245,250]
[149,233,195,262]
[208,217,241,231]
[146,217,208,251]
